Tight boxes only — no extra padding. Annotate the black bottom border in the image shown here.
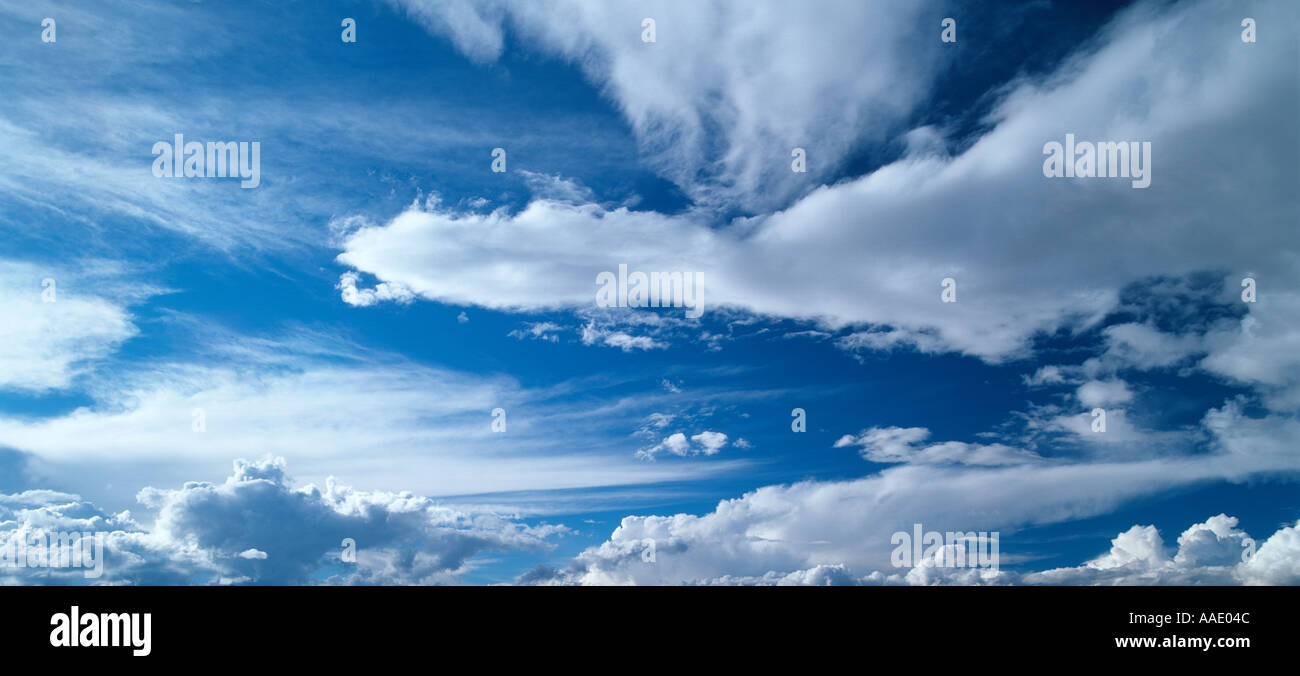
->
[5,585,1290,663]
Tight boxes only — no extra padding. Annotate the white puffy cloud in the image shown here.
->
[1076,379,1134,408]
[342,0,1299,364]
[690,431,728,456]
[1024,515,1289,586]
[639,432,689,460]
[636,430,728,460]
[903,555,1012,586]
[1174,514,1253,568]
[336,270,415,307]
[1091,525,1169,570]
[532,496,1300,585]
[0,457,566,585]
[524,442,1300,585]
[10,465,1291,585]
[1239,521,1300,585]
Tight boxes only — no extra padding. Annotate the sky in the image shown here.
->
[0,0,1298,585]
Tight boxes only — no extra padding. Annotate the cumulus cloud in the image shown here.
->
[529,498,1300,585]
[636,430,729,460]
[12,464,1288,586]
[0,457,565,585]
[1175,514,1252,568]
[1024,514,1297,586]
[524,374,1300,585]
[690,431,728,455]
[336,270,415,307]
[1238,521,1300,585]
[520,457,1232,584]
